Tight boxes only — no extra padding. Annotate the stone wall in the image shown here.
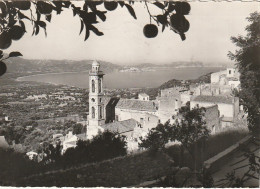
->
[204,105,220,134]
[190,101,236,118]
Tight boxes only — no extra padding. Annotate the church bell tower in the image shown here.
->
[88,60,105,127]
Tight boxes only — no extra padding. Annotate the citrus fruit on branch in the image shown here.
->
[10,25,25,41]
[143,24,158,38]
[104,1,118,11]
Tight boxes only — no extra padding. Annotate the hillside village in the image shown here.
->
[0,59,247,159]
[39,61,245,155]
[0,61,254,187]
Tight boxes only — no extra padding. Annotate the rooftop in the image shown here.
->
[116,98,157,112]
[139,93,149,97]
[101,119,138,134]
[192,95,237,104]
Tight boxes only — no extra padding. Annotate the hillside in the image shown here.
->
[17,151,174,187]
[4,57,121,75]
[159,72,212,90]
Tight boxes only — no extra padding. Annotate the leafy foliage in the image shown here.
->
[41,130,127,168]
[139,102,210,166]
[228,12,260,134]
[0,0,191,76]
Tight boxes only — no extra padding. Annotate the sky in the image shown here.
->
[7,1,260,65]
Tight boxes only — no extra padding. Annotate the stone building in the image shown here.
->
[157,87,188,123]
[203,105,220,134]
[190,95,239,128]
[138,93,149,101]
[115,98,158,122]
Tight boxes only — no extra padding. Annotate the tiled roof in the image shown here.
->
[139,93,149,97]
[101,119,138,134]
[192,95,237,104]
[116,98,157,112]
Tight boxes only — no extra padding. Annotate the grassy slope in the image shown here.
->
[17,151,173,187]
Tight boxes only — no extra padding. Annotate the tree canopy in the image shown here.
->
[139,102,210,164]
[228,12,260,134]
[0,0,191,76]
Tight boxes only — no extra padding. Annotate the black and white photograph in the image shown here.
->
[0,0,259,187]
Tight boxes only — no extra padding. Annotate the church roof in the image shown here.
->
[101,119,138,134]
[192,95,237,104]
[116,98,157,112]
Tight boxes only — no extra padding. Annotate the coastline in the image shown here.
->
[16,70,90,82]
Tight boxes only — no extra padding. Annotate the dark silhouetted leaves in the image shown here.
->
[12,1,31,10]
[18,11,30,20]
[88,24,103,36]
[153,2,165,9]
[157,15,168,25]
[0,2,7,17]
[84,28,90,41]
[170,14,190,33]
[96,10,106,22]
[80,20,84,35]
[168,3,175,12]
[45,14,52,22]
[83,2,88,12]
[37,21,46,29]
[118,1,125,7]
[162,24,166,32]
[9,51,23,57]
[180,33,186,41]
[84,12,98,24]
[0,31,12,49]
[0,61,7,76]
[19,20,26,32]
[125,4,137,19]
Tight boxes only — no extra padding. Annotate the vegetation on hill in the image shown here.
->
[229,12,260,134]
[0,130,127,186]
[159,72,212,90]
[139,102,210,170]
[17,150,174,187]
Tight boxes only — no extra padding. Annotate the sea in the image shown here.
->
[18,67,224,89]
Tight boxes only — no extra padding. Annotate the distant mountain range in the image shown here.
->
[4,57,230,76]
[4,57,121,75]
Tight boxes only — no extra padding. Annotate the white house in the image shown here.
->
[138,93,149,101]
